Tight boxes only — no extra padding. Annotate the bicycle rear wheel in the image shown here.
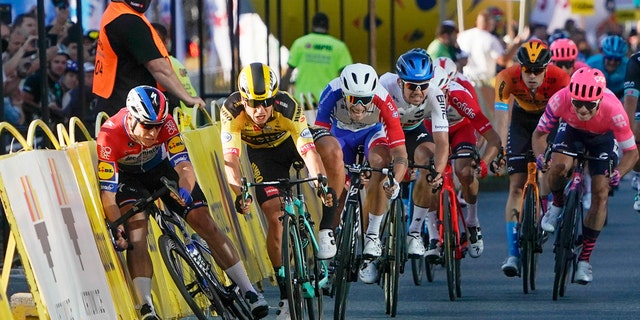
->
[158,235,224,319]
[333,203,358,320]
[411,224,428,285]
[282,215,305,319]
[442,190,457,301]
[520,185,539,294]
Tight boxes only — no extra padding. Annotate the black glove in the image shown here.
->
[235,194,253,214]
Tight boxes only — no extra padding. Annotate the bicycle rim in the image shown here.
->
[442,190,456,301]
[305,228,322,320]
[333,204,357,320]
[521,186,538,294]
[158,235,219,319]
[383,198,403,317]
[553,193,577,300]
[283,216,304,319]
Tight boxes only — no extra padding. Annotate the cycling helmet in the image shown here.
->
[548,29,569,44]
[550,39,579,62]
[395,49,434,82]
[517,40,552,68]
[126,85,169,124]
[569,67,606,101]
[238,62,279,100]
[600,35,628,59]
[340,63,378,97]
[435,56,457,81]
[431,65,451,91]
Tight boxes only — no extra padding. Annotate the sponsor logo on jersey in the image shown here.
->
[168,136,186,154]
[300,128,312,138]
[299,142,316,154]
[264,186,279,197]
[222,132,233,143]
[98,161,116,181]
[99,145,112,159]
[165,120,179,136]
[451,96,476,119]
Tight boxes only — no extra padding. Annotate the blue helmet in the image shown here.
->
[395,48,434,82]
[600,35,628,59]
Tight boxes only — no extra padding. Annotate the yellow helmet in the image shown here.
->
[238,63,279,100]
[517,40,551,68]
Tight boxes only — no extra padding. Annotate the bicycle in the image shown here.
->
[549,148,613,301]
[376,166,408,317]
[507,150,545,294]
[405,171,436,286]
[415,151,478,301]
[106,177,253,320]
[241,171,329,320]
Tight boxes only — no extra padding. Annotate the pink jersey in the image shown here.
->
[537,88,636,151]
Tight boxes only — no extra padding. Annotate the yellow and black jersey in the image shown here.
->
[220,91,316,156]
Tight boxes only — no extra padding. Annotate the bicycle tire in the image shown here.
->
[442,190,457,301]
[192,234,253,320]
[302,214,323,320]
[520,185,538,294]
[158,235,224,319]
[411,226,428,285]
[333,203,357,320]
[282,215,305,319]
[382,198,403,317]
[552,190,579,300]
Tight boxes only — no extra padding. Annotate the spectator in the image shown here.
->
[426,20,458,60]
[457,9,526,120]
[12,13,37,37]
[280,12,353,104]
[64,62,98,127]
[21,50,69,124]
[93,0,204,116]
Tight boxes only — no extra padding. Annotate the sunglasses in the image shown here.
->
[521,66,546,75]
[139,122,164,130]
[403,81,430,91]
[345,95,373,106]
[571,98,600,111]
[555,61,574,69]
[604,56,622,62]
[245,97,275,108]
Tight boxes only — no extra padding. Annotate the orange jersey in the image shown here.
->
[494,64,570,113]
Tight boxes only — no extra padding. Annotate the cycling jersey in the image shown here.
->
[220,91,315,157]
[586,54,628,98]
[454,73,478,102]
[378,72,448,132]
[494,64,570,113]
[315,77,405,149]
[96,108,189,192]
[537,88,636,152]
[445,81,493,134]
[624,52,640,119]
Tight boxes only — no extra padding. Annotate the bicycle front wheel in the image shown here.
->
[158,235,223,320]
[442,190,457,301]
[382,198,404,317]
[552,191,579,300]
[333,203,358,320]
[520,185,539,294]
[282,215,306,319]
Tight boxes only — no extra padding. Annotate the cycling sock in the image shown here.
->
[275,267,287,299]
[551,190,564,207]
[506,222,520,257]
[540,195,549,214]
[408,206,428,234]
[578,225,601,262]
[366,213,383,236]
[465,203,479,227]
[426,210,439,241]
[319,200,337,230]
[133,277,153,307]
[225,261,254,296]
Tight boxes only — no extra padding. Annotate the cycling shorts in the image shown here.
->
[551,122,618,175]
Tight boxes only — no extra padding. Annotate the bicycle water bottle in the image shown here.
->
[187,243,209,271]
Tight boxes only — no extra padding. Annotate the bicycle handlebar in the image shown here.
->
[241,174,328,201]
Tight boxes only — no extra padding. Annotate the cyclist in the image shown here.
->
[550,38,589,77]
[315,63,408,284]
[425,65,502,259]
[586,35,629,99]
[623,50,640,209]
[435,56,479,102]
[533,67,638,284]
[494,40,571,276]
[220,63,337,320]
[97,85,268,320]
[378,49,449,259]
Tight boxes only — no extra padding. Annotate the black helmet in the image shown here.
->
[517,40,552,68]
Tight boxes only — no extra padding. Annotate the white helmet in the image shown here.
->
[431,66,451,91]
[340,63,378,97]
[435,57,457,81]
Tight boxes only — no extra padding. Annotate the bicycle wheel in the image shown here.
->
[282,215,305,319]
[382,198,403,317]
[302,215,323,320]
[552,191,578,300]
[192,235,253,320]
[520,185,538,294]
[333,203,357,320]
[442,190,457,301]
[411,223,428,285]
[158,235,224,319]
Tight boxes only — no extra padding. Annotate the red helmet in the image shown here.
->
[569,67,606,101]
[550,39,579,62]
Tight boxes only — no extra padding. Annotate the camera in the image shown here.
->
[52,0,69,10]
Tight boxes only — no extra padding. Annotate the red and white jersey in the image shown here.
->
[445,81,493,134]
[96,108,189,192]
[537,88,636,151]
[379,72,448,132]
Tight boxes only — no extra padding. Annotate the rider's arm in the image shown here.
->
[480,129,502,165]
[493,71,512,147]
[174,161,196,193]
[224,153,243,196]
[531,129,549,159]
[623,54,640,125]
[390,145,409,184]
[432,131,449,174]
[100,190,121,223]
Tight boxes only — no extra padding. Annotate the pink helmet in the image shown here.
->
[550,39,579,62]
[434,57,457,80]
[569,67,606,101]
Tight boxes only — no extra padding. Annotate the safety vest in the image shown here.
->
[93,2,169,98]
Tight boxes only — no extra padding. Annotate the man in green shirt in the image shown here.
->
[427,20,458,60]
[281,12,353,105]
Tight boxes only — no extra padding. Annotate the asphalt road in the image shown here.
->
[6,178,640,319]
